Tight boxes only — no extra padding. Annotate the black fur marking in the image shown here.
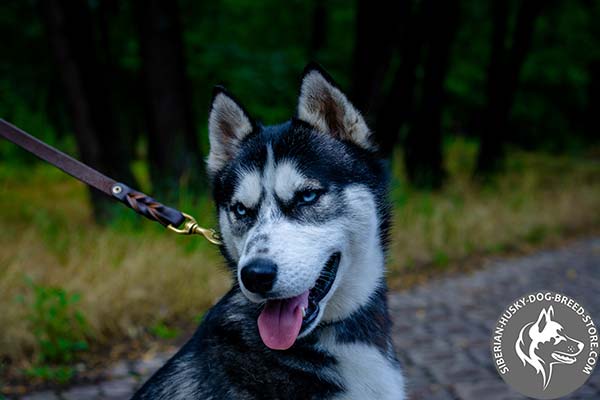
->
[328,282,400,366]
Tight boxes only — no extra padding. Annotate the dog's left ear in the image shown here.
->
[297,63,375,150]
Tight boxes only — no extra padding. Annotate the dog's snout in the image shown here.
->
[241,259,277,294]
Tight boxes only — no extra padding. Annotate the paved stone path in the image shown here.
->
[390,238,600,400]
[18,238,600,399]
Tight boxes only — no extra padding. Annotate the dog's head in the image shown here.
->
[516,306,584,389]
[206,64,389,350]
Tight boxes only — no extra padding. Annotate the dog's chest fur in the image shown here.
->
[319,329,405,400]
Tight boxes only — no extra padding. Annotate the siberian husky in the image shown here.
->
[133,64,405,399]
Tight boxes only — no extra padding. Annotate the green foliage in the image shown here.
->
[149,322,180,340]
[1,0,598,177]
[444,136,479,178]
[523,225,548,245]
[433,250,450,269]
[0,362,4,396]
[24,365,75,385]
[194,312,206,324]
[21,279,89,383]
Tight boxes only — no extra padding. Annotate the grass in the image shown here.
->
[0,138,598,382]
[387,139,600,272]
[0,164,229,368]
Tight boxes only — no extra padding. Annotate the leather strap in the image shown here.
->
[0,119,185,228]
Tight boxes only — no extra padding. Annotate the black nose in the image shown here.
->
[241,259,277,294]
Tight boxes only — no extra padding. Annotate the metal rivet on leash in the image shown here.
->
[111,185,123,195]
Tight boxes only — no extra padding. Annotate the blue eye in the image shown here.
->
[303,191,317,202]
[297,190,320,205]
[233,203,247,217]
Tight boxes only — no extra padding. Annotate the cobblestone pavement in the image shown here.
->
[391,238,600,400]
[18,238,600,400]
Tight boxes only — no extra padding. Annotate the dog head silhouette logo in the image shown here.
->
[515,306,584,390]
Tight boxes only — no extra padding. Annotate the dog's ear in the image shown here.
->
[207,86,255,176]
[535,307,551,333]
[297,63,375,150]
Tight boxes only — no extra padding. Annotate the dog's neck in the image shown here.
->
[320,282,394,355]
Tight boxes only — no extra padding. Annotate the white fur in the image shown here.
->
[320,329,405,400]
[242,218,345,299]
[219,208,241,261]
[322,186,384,322]
[237,149,342,303]
[150,354,204,400]
[297,70,375,151]
[233,168,262,208]
[273,160,308,201]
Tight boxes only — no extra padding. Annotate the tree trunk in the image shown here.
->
[134,0,204,199]
[477,0,544,174]
[308,0,327,59]
[374,0,421,157]
[351,0,410,116]
[585,60,600,142]
[404,0,459,189]
[39,0,135,220]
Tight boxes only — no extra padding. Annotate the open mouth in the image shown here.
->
[257,252,341,351]
[552,351,577,364]
[301,252,341,329]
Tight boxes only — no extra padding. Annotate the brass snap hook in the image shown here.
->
[167,213,222,245]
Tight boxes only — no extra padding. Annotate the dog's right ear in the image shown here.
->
[207,86,254,177]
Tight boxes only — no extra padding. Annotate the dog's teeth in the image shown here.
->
[302,307,306,317]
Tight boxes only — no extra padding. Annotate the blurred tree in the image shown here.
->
[96,1,141,158]
[373,0,421,157]
[134,0,205,199]
[476,0,545,174]
[586,60,600,142]
[38,0,136,220]
[351,0,409,117]
[2,0,598,198]
[309,0,328,60]
[404,0,459,188]
[584,0,600,143]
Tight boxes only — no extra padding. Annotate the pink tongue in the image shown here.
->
[257,291,309,350]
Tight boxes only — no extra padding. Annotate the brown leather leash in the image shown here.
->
[0,119,222,245]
